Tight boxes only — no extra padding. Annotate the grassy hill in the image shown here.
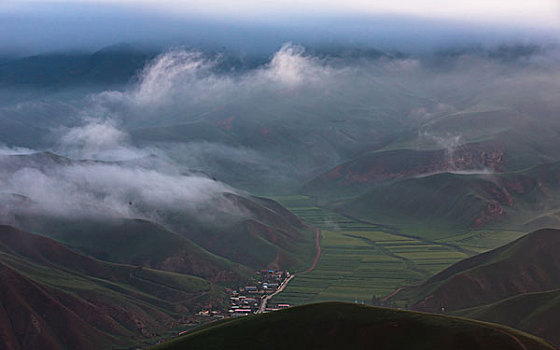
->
[385,228,560,345]
[17,216,248,283]
[15,194,316,273]
[304,108,560,236]
[390,228,560,312]
[152,302,555,350]
[170,193,316,271]
[0,225,225,350]
[2,151,316,273]
[318,160,560,238]
[128,88,422,191]
[455,290,560,347]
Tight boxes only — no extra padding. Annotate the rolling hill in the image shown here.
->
[0,225,225,350]
[0,44,153,87]
[152,302,556,350]
[16,217,248,283]
[1,151,317,272]
[12,194,316,273]
[391,228,560,312]
[386,228,560,346]
[168,193,316,270]
[304,108,560,234]
[455,289,560,347]
[311,158,560,236]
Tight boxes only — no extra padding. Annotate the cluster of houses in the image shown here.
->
[227,269,291,316]
[172,270,293,340]
[193,270,292,322]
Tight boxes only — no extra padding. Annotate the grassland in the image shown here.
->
[266,195,471,306]
[154,302,556,350]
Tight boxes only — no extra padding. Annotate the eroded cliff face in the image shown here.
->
[473,201,505,229]
[471,170,559,228]
[321,146,504,186]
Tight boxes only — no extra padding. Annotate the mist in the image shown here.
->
[1,39,560,227]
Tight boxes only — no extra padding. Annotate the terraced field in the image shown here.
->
[268,195,471,306]
[439,228,529,253]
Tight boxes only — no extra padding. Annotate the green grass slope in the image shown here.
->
[18,216,247,283]
[455,290,560,347]
[391,229,560,313]
[0,225,224,350]
[331,160,560,234]
[304,109,560,234]
[152,302,555,350]
[166,193,317,272]
[3,151,315,273]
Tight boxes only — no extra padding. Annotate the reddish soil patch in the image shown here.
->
[302,228,321,274]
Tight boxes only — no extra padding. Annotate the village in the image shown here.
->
[228,269,292,316]
[193,269,292,322]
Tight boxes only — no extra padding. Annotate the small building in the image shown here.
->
[232,309,252,317]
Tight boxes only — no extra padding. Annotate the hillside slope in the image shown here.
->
[0,225,224,350]
[0,44,152,87]
[171,193,316,271]
[18,216,247,283]
[392,229,560,313]
[1,151,316,272]
[455,290,560,347]
[328,160,560,232]
[305,109,560,232]
[152,302,555,350]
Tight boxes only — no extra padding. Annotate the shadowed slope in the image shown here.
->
[0,225,224,350]
[152,302,555,350]
[392,229,560,312]
[455,290,560,347]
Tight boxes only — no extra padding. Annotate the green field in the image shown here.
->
[268,195,471,305]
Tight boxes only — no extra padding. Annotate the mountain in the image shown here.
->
[456,290,560,347]
[165,193,316,270]
[0,225,225,350]
[16,217,247,283]
[304,108,560,233]
[1,151,316,273]
[391,229,560,312]
[11,194,316,273]
[329,160,560,233]
[0,44,153,87]
[385,228,560,345]
[152,302,555,350]
[127,66,431,191]
[306,108,560,193]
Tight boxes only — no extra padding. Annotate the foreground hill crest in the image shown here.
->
[153,302,556,350]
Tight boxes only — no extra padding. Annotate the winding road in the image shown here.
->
[303,228,322,274]
[256,274,295,313]
[256,227,322,313]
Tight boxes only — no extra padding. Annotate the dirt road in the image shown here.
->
[302,227,322,274]
[256,227,322,313]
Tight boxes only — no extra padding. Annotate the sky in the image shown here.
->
[139,0,554,27]
[0,1,558,55]
[2,0,559,26]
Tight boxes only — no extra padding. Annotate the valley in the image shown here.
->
[262,195,533,307]
[268,195,465,305]
[1,25,560,349]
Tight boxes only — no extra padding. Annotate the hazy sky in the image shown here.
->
[0,1,558,55]
[4,0,558,26]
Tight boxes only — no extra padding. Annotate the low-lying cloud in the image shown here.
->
[2,42,560,227]
[0,116,245,226]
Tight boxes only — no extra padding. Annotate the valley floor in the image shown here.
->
[268,195,527,306]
